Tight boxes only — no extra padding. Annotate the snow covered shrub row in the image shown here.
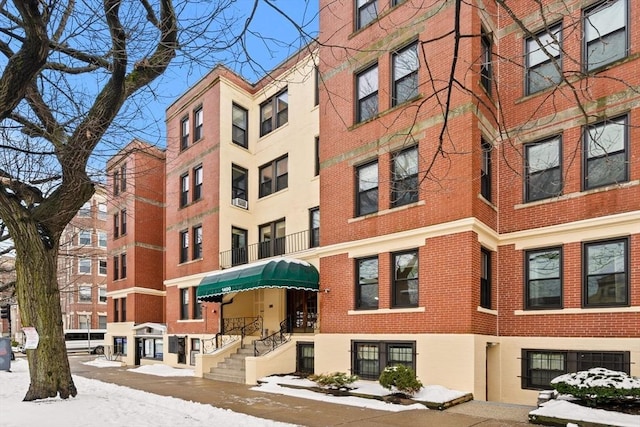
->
[550,367,640,406]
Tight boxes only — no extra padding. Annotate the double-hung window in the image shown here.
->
[79,230,91,246]
[192,225,202,260]
[584,116,628,190]
[180,173,189,207]
[356,257,378,309]
[99,260,107,276]
[392,250,419,307]
[193,107,203,141]
[480,249,491,309]
[79,286,92,302]
[193,165,203,202]
[114,213,119,238]
[259,156,288,197]
[480,29,492,94]
[584,0,627,71]
[309,207,320,248]
[391,146,418,207]
[180,116,190,150]
[232,104,248,147]
[352,341,416,380]
[120,209,127,235]
[120,253,127,278]
[180,288,189,320]
[392,42,418,106]
[584,238,628,307]
[481,139,492,201]
[526,248,562,309]
[356,65,378,123]
[356,161,378,216]
[232,164,248,201]
[192,288,202,319]
[179,230,189,264]
[79,258,91,274]
[260,90,288,136]
[525,137,562,202]
[98,231,107,248]
[231,227,248,266]
[526,24,562,95]
[356,0,377,30]
[259,219,286,259]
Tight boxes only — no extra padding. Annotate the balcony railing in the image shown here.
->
[219,229,318,269]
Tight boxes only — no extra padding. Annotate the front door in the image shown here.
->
[286,289,317,333]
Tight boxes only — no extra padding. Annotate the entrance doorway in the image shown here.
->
[286,289,317,333]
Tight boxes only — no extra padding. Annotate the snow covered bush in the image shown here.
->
[378,365,423,396]
[309,372,358,390]
[550,368,640,406]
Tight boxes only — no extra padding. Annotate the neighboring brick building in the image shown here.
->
[315,0,638,405]
[57,185,109,331]
[105,0,638,406]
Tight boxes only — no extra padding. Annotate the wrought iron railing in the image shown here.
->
[219,229,318,269]
[201,316,262,354]
[253,318,292,357]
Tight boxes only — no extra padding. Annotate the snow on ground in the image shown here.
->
[530,400,640,427]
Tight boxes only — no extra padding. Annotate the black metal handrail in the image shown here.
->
[220,229,318,269]
[201,316,262,354]
[253,318,292,357]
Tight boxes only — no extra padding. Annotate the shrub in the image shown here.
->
[378,365,423,396]
[550,367,640,407]
[309,372,358,390]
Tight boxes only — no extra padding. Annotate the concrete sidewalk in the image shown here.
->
[69,355,534,427]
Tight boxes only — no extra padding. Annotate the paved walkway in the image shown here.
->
[69,355,534,427]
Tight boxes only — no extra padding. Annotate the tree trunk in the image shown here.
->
[14,225,76,401]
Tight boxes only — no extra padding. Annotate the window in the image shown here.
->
[193,107,203,141]
[113,213,119,238]
[120,297,127,321]
[79,230,91,246]
[79,258,91,274]
[584,238,628,307]
[260,90,288,136]
[99,287,107,303]
[192,287,202,319]
[193,225,202,260]
[525,137,562,202]
[309,207,320,248]
[120,164,127,192]
[232,104,248,147]
[314,66,320,106]
[79,202,91,217]
[297,342,315,374]
[114,299,120,322]
[98,315,107,329]
[193,165,203,202]
[391,146,418,207]
[392,250,418,307]
[480,249,491,309]
[180,288,189,320]
[356,161,378,216]
[98,231,107,248]
[120,253,126,279]
[78,286,91,303]
[231,164,248,201]
[190,338,200,365]
[113,255,119,280]
[114,336,127,355]
[180,116,190,150]
[480,29,492,93]
[99,259,107,276]
[352,341,416,380]
[522,350,630,389]
[356,65,378,123]
[231,227,248,266]
[180,173,189,207]
[526,24,562,95]
[314,136,320,176]
[584,0,627,71]
[180,230,189,263]
[356,257,378,309]
[113,170,120,196]
[143,338,163,360]
[120,209,126,235]
[259,156,288,197]
[481,139,492,201]
[356,0,377,30]
[392,42,418,106]
[259,219,285,259]
[78,314,90,329]
[391,0,406,6]
[526,248,562,309]
[584,116,628,190]
[98,203,107,220]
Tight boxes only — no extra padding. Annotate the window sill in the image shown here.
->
[514,306,639,315]
[514,180,639,210]
[477,306,497,315]
[177,319,204,323]
[348,307,425,315]
[349,200,425,223]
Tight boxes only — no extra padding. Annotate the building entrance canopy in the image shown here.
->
[196,258,319,303]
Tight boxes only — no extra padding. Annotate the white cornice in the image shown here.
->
[107,287,165,298]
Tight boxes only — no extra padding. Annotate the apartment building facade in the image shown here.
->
[315,0,638,405]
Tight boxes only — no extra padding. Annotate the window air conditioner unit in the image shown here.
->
[232,198,248,209]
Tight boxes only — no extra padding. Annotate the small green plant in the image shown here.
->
[550,368,640,407]
[378,365,423,396]
[309,372,359,390]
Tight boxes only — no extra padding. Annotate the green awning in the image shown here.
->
[197,258,319,302]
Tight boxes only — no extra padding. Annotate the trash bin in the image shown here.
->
[0,338,11,371]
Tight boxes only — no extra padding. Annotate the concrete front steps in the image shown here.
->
[203,345,254,383]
